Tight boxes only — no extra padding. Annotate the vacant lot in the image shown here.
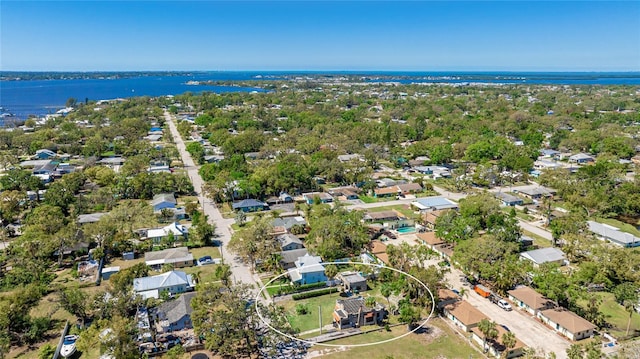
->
[283,292,341,333]
[577,292,640,338]
[307,318,478,359]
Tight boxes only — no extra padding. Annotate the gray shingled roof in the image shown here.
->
[151,193,177,207]
[157,292,196,325]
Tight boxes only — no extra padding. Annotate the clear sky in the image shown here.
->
[1,1,639,71]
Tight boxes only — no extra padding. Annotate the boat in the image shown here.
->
[60,335,78,358]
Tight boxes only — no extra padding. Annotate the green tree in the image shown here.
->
[59,287,89,328]
[501,331,517,358]
[478,319,498,353]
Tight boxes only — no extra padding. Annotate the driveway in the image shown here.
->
[443,269,570,358]
[165,110,264,295]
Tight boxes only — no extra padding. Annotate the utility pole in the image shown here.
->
[319,305,322,335]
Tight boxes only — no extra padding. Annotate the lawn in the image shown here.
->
[308,318,478,359]
[366,204,416,218]
[522,230,553,248]
[282,292,344,333]
[594,218,640,237]
[577,292,640,338]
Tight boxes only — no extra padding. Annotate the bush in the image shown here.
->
[295,303,310,315]
[292,287,337,300]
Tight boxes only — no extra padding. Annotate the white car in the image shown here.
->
[497,299,512,311]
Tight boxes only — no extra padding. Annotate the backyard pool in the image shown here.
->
[396,226,416,234]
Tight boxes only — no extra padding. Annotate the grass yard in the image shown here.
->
[282,292,343,333]
[594,218,640,237]
[308,318,477,359]
[181,263,220,284]
[365,204,416,218]
[577,292,640,338]
[522,229,553,248]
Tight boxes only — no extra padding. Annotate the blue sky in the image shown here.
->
[1,1,639,71]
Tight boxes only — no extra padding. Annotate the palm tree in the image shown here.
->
[478,319,498,353]
[624,300,635,336]
[501,331,517,358]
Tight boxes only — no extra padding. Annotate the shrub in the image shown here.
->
[292,287,337,300]
[295,303,310,315]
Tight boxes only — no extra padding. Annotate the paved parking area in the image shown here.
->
[444,270,570,359]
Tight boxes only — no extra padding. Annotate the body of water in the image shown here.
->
[2,71,639,125]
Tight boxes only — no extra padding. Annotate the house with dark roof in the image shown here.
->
[332,296,385,329]
[302,192,333,204]
[152,193,177,212]
[569,153,595,164]
[277,233,304,251]
[337,272,367,293]
[278,248,308,269]
[520,247,566,268]
[507,286,556,316]
[155,292,196,333]
[494,192,524,207]
[513,186,556,200]
[232,198,268,212]
[537,308,596,341]
[443,300,488,332]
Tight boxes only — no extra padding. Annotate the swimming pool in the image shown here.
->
[397,226,416,234]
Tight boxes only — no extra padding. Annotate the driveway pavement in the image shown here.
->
[443,269,570,358]
[165,110,265,295]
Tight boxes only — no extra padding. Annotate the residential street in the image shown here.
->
[165,110,264,293]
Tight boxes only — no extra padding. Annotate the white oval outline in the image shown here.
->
[254,261,435,348]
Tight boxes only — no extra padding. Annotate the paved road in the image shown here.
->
[444,270,569,358]
[165,110,264,293]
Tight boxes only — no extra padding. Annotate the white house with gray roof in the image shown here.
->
[288,253,326,284]
[133,270,195,299]
[520,247,567,268]
[277,233,304,251]
[587,221,640,248]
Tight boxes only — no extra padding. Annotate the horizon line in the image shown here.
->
[2,69,640,74]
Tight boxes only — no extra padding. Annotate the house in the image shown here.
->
[569,153,595,164]
[337,154,363,163]
[77,212,108,225]
[520,247,567,268]
[302,192,333,204]
[337,271,367,292]
[288,253,326,285]
[534,160,564,171]
[333,296,386,329]
[413,165,451,179]
[367,240,389,265]
[537,308,596,341]
[397,182,423,195]
[231,198,268,212]
[328,186,360,200]
[363,210,399,223]
[507,286,556,316]
[152,193,177,212]
[144,246,194,270]
[144,222,189,244]
[443,300,488,332]
[35,149,57,159]
[98,157,125,172]
[437,288,460,310]
[144,134,163,142]
[471,324,525,358]
[494,192,524,206]
[155,292,196,333]
[587,221,640,248]
[101,266,120,280]
[272,216,306,231]
[513,186,556,200]
[278,248,308,269]
[133,270,195,300]
[540,149,561,158]
[277,233,304,251]
[33,161,57,176]
[422,209,448,229]
[416,232,444,252]
[148,163,171,173]
[374,186,400,198]
[411,197,458,212]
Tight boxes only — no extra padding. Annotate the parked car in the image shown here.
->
[497,299,512,311]
[198,255,213,266]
